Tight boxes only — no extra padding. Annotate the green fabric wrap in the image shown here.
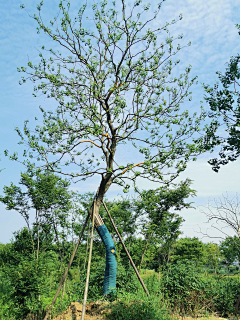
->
[96,224,117,295]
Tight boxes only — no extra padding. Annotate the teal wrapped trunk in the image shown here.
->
[97,224,117,295]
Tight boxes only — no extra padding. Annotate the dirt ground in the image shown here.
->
[176,317,229,320]
[52,302,237,320]
[52,301,108,320]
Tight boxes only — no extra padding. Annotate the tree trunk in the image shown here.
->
[102,200,149,296]
[36,209,40,260]
[91,196,117,295]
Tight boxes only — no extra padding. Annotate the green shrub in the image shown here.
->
[208,277,240,316]
[160,260,240,317]
[105,299,169,320]
[161,260,208,315]
[70,260,138,301]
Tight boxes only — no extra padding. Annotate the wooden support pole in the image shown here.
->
[81,200,96,320]
[43,212,90,320]
[102,200,150,297]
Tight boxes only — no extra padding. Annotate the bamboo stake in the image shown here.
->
[43,212,90,320]
[83,222,90,270]
[81,200,96,320]
[102,200,150,296]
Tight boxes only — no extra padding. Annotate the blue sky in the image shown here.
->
[1,0,240,243]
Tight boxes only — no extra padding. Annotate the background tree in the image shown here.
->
[172,237,205,266]
[205,243,221,274]
[0,170,72,259]
[200,193,240,240]
[0,171,71,258]
[203,24,240,172]
[220,236,240,267]
[0,170,78,304]
[134,179,195,270]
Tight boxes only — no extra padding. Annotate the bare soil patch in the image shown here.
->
[52,301,107,320]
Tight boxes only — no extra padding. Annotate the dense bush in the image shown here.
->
[161,260,240,317]
[161,260,207,315]
[209,277,240,316]
[104,275,170,320]
[105,299,169,320]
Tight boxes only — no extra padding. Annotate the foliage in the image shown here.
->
[220,236,240,266]
[161,260,206,315]
[134,179,195,268]
[172,237,205,264]
[210,277,240,316]
[71,260,138,301]
[161,259,240,317]
[9,0,214,208]
[203,24,240,172]
[0,229,59,319]
[105,274,170,320]
[204,243,221,273]
[105,299,169,320]
[1,229,240,318]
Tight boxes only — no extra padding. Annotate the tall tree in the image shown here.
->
[9,0,213,294]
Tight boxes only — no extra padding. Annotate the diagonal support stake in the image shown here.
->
[81,199,96,320]
[102,200,150,296]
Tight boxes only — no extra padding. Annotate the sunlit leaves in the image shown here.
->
[11,0,214,195]
[204,51,240,171]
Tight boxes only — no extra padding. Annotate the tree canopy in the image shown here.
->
[9,0,213,207]
[203,24,240,172]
